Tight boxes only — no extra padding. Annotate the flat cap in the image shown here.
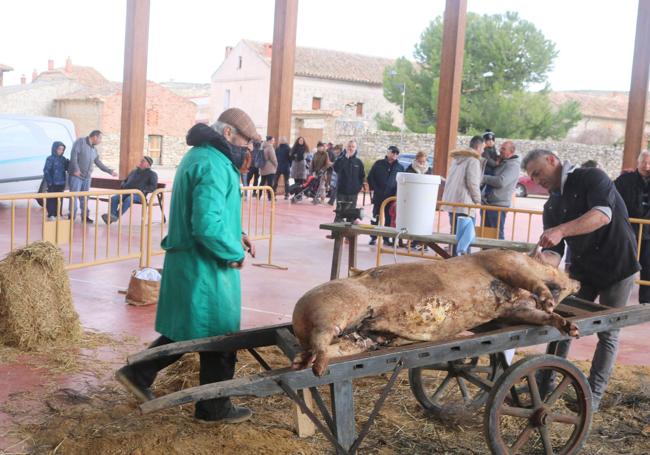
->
[217,108,261,142]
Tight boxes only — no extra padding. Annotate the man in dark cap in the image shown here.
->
[102,156,158,223]
[115,108,258,424]
[482,129,498,175]
[367,145,404,245]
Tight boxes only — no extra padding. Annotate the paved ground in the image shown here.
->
[1,186,650,449]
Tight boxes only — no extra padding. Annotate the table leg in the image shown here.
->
[347,235,357,276]
[330,234,343,280]
[331,380,355,451]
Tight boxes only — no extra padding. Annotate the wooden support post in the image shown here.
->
[119,0,150,179]
[293,389,316,437]
[432,0,467,178]
[267,0,298,141]
[330,380,356,451]
[622,0,650,170]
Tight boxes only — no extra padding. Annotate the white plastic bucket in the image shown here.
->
[395,173,442,235]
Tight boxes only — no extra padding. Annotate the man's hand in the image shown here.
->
[539,226,565,248]
[73,170,81,177]
[242,235,256,258]
[111,171,118,177]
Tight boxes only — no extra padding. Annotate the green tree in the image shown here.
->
[383,12,581,139]
[374,112,401,132]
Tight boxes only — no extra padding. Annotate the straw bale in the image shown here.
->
[0,241,81,350]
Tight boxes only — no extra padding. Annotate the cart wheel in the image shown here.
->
[409,354,501,416]
[484,354,592,455]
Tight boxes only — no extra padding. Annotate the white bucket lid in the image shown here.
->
[396,173,442,184]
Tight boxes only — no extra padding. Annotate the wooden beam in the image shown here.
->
[119,0,150,179]
[267,0,298,141]
[623,0,650,170]
[433,0,467,178]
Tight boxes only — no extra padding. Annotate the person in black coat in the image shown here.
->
[43,141,69,218]
[367,145,404,245]
[331,140,365,224]
[273,136,292,199]
[102,156,158,224]
[523,149,639,411]
[615,150,650,303]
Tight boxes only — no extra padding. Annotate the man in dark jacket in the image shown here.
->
[523,149,639,411]
[614,150,650,303]
[331,139,365,223]
[273,136,292,199]
[43,141,69,219]
[367,145,404,245]
[102,156,158,223]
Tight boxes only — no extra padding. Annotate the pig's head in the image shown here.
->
[529,253,580,306]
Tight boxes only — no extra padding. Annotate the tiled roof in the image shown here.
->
[35,65,108,88]
[55,82,121,101]
[243,40,394,85]
[549,91,650,121]
[160,81,211,98]
[0,64,13,72]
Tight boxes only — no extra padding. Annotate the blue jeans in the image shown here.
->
[481,209,506,240]
[110,194,142,217]
[448,212,474,255]
[69,175,91,219]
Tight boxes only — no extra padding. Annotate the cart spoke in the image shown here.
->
[471,365,494,373]
[459,370,494,391]
[527,373,543,408]
[549,412,580,425]
[511,423,535,452]
[538,425,554,455]
[501,404,534,419]
[430,373,454,402]
[545,376,571,406]
[456,376,470,402]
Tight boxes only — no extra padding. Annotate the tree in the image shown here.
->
[374,112,401,132]
[383,12,581,139]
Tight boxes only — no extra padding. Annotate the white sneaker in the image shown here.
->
[48,216,57,221]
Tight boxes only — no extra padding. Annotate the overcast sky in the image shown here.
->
[0,0,640,91]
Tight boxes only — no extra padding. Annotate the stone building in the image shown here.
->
[0,58,197,168]
[210,39,403,148]
[550,91,650,146]
[160,81,211,124]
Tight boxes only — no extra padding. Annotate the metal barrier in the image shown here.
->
[0,189,147,270]
[144,185,285,270]
[376,197,544,266]
[629,217,650,288]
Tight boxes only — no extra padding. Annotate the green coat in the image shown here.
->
[155,144,244,341]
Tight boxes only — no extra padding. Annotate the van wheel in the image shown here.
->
[515,184,527,198]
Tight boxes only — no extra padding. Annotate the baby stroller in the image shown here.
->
[288,171,324,204]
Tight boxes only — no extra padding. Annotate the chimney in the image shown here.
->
[65,57,73,73]
[20,74,26,85]
[225,46,233,58]
[48,59,54,71]
[264,43,272,58]
[32,69,37,82]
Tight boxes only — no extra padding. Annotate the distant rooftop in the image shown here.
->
[549,90,650,121]
[160,81,211,98]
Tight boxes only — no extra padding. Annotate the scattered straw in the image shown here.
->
[0,241,81,350]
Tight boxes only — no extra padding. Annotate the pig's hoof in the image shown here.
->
[312,354,329,377]
[291,351,314,370]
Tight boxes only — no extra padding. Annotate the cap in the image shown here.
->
[143,156,153,166]
[388,145,400,154]
[482,129,496,141]
[217,108,261,142]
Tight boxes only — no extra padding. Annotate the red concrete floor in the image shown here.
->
[2,194,650,449]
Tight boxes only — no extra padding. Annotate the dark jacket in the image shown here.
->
[482,146,498,173]
[43,141,69,187]
[543,167,640,289]
[614,170,650,239]
[275,143,291,173]
[121,167,159,195]
[333,152,365,195]
[405,164,432,174]
[367,158,404,204]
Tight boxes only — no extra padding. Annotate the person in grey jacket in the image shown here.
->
[68,130,117,223]
[480,140,520,239]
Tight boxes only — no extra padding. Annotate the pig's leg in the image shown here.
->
[501,305,579,338]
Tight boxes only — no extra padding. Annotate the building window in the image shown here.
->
[224,89,231,110]
[356,102,364,117]
[238,56,243,69]
[148,135,162,165]
[312,97,321,110]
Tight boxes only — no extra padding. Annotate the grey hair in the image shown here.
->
[521,149,556,170]
[211,121,238,137]
[638,150,650,163]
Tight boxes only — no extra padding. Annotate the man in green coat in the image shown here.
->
[116,108,258,424]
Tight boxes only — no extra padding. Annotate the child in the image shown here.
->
[43,141,69,219]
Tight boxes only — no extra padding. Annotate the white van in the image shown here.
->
[0,114,76,194]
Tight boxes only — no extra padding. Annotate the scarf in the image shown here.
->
[411,159,429,174]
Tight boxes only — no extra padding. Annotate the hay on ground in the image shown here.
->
[0,241,81,350]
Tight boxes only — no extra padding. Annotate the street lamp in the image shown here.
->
[389,70,406,149]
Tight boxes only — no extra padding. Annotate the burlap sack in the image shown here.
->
[125,269,161,306]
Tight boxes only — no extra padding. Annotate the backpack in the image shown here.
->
[252,147,266,169]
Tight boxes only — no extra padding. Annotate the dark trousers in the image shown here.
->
[259,174,275,200]
[639,239,650,303]
[129,335,237,420]
[273,169,290,197]
[247,167,260,186]
[334,193,358,222]
[481,209,506,240]
[46,184,65,217]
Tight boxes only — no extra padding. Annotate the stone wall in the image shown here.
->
[331,130,626,177]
